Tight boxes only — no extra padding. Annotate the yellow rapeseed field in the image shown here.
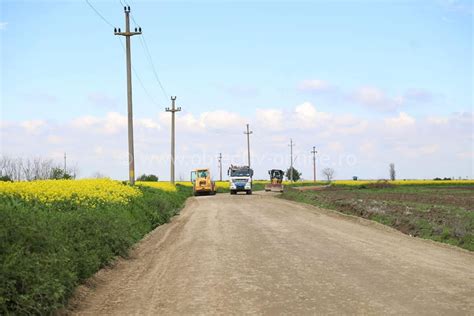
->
[139,181,230,191]
[0,179,142,207]
[137,181,178,192]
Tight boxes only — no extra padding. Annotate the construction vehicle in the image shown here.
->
[265,169,284,192]
[191,168,216,196]
[228,165,253,195]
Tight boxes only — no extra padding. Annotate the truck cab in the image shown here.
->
[228,165,254,195]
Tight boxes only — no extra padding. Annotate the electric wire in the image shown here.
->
[85,0,161,107]
[124,1,169,101]
[117,38,161,107]
[85,0,115,28]
[118,0,169,101]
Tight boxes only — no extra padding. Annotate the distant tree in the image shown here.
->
[50,167,72,180]
[285,167,301,182]
[137,174,159,181]
[389,163,396,181]
[321,167,335,182]
[0,175,12,182]
[92,172,108,179]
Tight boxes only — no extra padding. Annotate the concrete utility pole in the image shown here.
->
[289,139,294,182]
[166,96,181,184]
[63,152,67,174]
[218,153,222,181]
[115,6,142,185]
[311,146,317,183]
[244,124,253,167]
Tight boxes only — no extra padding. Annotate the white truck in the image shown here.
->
[228,165,254,195]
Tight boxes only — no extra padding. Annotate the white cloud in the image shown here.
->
[20,120,46,132]
[256,108,284,130]
[328,141,344,153]
[0,22,7,31]
[137,118,160,130]
[384,112,415,128]
[47,135,63,144]
[71,115,100,128]
[427,116,449,125]
[298,80,333,92]
[2,108,472,181]
[359,141,375,155]
[71,112,160,134]
[352,86,404,110]
[199,110,246,130]
[419,144,440,155]
[294,102,331,128]
[102,112,127,134]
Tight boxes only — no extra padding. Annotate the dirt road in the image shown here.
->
[72,192,474,315]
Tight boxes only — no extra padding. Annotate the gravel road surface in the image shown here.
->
[71,192,474,315]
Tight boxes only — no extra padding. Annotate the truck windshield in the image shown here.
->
[198,170,208,177]
[231,170,250,177]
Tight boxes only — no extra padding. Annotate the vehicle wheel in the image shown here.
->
[246,190,252,195]
[230,190,236,195]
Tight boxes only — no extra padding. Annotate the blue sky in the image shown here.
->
[1,0,473,180]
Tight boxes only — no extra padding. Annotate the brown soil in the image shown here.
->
[68,192,474,315]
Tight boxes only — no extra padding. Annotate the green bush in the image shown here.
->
[0,185,191,314]
[137,174,159,181]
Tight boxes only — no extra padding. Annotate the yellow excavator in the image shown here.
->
[191,168,216,196]
[264,169,284,192]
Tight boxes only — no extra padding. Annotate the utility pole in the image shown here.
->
[115,6,142,185]
[311,146,317,183]
[289,139,294,182]
[63,152,67,174]
[218,153,222,181]
[166,96,181,184]
[244,124,253,167]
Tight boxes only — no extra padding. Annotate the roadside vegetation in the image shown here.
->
[0,179,192,314]
[280,182,474,251]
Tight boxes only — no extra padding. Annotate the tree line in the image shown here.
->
[0,156,77,181]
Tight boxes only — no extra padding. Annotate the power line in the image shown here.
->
[124,1,168,100]
[85,0,164,107]
[85,0,114,28]
[117,38,161,107]
[139,34,169,100]
[129,11,169,100]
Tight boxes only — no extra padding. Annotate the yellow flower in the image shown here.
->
[0,179,142,207]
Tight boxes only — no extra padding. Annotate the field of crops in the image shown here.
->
[281,183,474,251]
[288,179,474,186]
[0,179,192,314]
[140,181,245,192]
[0,179,142,207]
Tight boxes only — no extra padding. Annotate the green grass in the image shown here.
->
[0,185,192,315]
